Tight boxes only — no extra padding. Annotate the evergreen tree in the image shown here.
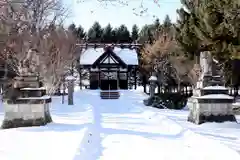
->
[176,0,240,61]
[68,23,77,35]
[175,0,202,61]
[193,0,240,61]
[87,21,103,42]
[68,23,76,32]
[102,24,113,43]
[111,28,118,43]
[138,24,154,44]
[176,0,240,84]
[131,24,139,43]
[154,18,160,29]
[163,15,172,32]
[153,18,162,39]
[192,0,240,84]
[116,25,130,43]
[76,25,86,40]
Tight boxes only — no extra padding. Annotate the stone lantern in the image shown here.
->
[65,75,76,105]
[143,73,158,106]
[148,73,157,98]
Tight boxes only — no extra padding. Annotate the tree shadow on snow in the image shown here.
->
[102,127,187,139]
[18,123,91,132]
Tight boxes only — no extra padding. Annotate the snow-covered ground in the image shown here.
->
[0,87,240,160]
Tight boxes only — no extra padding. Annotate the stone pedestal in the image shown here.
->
[187,51,236,124]
[188,85,236,124]
[1,97,52,128]
[1,75,52,129]
[232,96,240,115]
[187,94,235,124]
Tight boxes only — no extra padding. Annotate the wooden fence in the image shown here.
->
[143,84,240,109]
[143,85,240,97]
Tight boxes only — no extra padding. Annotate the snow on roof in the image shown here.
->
[65,75,76,80]
[79,47,138,65]
[20,87,46,90]
[197,94,234,99]
[203,86,228,90]
[149,76,157,81]
[117,48,138,65]
[18,95,51,100]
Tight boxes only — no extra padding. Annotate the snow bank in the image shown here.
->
[0,94,93,160]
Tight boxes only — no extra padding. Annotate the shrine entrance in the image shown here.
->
[100,71,118,90]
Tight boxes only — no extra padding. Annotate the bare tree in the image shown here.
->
[38,26,80,94]
[141,31,194,87]
[0,0,80,94]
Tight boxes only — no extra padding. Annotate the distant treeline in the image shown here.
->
[68,14,173,44]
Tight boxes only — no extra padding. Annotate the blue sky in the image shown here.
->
[63,0,182,30]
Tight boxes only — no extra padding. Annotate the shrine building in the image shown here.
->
[78,44,141,90]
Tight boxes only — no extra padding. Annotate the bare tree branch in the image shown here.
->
[0,0,81,94]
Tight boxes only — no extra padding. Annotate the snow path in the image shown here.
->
[0,89,240,159]
[72,90,240,160]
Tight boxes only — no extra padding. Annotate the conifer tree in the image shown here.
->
[102,24,113,43]
[193,0,240,61]
[116,25,130,43]
[131,24,139,43]
[138,25,154,44]
[68,23,77,36]
[175,0,202,61]
[76,25,86,40]
[111,28,118,43]
[154,18,160,31]
[192,0,240,84]
[163,15,171,32]
[87,21,103,42]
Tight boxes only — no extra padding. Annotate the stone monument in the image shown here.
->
[187,51,236,124]
[1,49,52,129]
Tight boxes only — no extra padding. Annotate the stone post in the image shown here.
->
[66,76,76,105]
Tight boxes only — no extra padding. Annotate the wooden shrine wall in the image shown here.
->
[119,72,128,89]
[89,71,128,90]
[90,72,99,89]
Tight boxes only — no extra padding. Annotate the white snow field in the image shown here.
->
[0,87,240,160]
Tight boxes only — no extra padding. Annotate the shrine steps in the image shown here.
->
[100,91,120,99]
